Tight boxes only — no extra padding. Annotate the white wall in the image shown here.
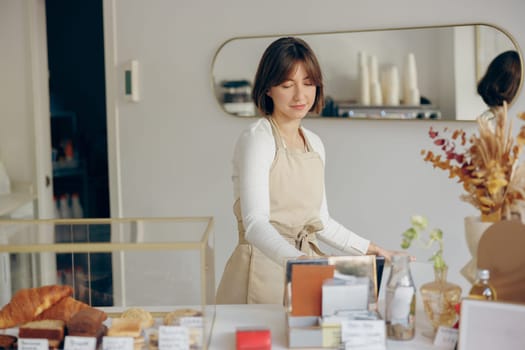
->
[108,0,525,295]
[454,27,487,119]
[0,1,34,185]
[2,0,525,298]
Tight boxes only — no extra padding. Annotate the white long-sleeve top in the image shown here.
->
[232,118,370,265]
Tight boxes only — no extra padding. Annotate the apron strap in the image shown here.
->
[234,198,324,256]
[301,128,313,152]
[233,199,249,244]
[268,117,286,150]
[295,224,324,255]
[269,117,313,153]
[271,220,325,256]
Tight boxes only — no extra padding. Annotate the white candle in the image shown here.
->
[359,63,370,105]
[403,53,419,105]
[381,65,400,106]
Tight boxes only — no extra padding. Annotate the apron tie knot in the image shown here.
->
[295,222,322,251]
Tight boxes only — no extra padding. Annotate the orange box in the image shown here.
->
[291,264,335,316]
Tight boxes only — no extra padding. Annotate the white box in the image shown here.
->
[322,278,369,316]
[458,299,525,350]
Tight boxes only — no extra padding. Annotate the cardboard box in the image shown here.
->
[285,256,381,348]
[322,277,369,316]
[287,317,322,348]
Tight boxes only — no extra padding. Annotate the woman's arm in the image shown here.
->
[366,241,395,261]
[235,120,304,264]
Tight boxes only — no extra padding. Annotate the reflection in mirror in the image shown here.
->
[212,24,522,121]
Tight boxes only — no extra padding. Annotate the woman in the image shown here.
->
[477,50,521,124]
[216,37,393,304]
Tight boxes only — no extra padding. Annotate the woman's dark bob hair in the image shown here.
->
[252,37,324,116]
[477,50,522,107]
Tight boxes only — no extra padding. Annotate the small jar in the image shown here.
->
[469,268,497,300]
[220,80,252,103]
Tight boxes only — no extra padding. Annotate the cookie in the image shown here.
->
[162,309,202,326]
[121,308,154,329]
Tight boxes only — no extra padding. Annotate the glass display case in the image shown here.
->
[0,217,215,349]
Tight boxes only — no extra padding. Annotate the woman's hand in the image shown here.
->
[367,242,415,264]
[297,254,310,260]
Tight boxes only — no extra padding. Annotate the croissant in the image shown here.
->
[35,296,90,323]
[0,285,73,329]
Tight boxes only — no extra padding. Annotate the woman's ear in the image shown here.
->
[266,89,272,98]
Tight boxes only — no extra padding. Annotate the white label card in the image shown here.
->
[433,326,458,349]
[64,336,97,350]
[19,338,49,350]
[179,316,203,328]
[341,320,386,350]
[159,325,189,350]
[390,286,415,322]
[102,337,134,350]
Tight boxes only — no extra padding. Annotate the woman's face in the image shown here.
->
[267,62,316,121]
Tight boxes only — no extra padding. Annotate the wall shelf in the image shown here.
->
[325,103,442,120]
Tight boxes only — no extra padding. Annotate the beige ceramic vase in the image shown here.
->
[461,216,493,284]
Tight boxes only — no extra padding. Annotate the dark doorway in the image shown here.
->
[46,0,112,306]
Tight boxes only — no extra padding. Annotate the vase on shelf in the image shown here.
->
[461,216,493,284]
[420,266,462,336]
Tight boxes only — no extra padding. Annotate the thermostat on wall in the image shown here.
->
[124,60,140,102]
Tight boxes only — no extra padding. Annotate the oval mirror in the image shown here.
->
[212,24,522,121]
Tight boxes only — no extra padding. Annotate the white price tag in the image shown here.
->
[18,338,49,350]
[64,336,97,350]
[179,316,203,347]
[341,320,386,350]
[159,325,189,350]
[179,316,203,328]
[433,326,458,349]
[102,337,134,350]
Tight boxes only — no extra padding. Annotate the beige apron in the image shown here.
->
[216,118,325,304]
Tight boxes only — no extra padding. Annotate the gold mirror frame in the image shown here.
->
[211,23,523,121]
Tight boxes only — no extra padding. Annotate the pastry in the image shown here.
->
[133,335,145,350]
[69,323,107,347]
[162,308,202,326]
[0,285,73,329]
[148,330,158,350]
[121,308,154,329]
[163,309,203,349]
[35,297,90,323]
[107,318,142,338]
[66,307,108,336]
[107,318,144,349]
[0,335,17,350]
[19,319,65,348]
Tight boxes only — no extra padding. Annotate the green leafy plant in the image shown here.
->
[401,215,446,269]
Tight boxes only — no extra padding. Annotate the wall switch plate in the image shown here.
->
[124,60,140,102]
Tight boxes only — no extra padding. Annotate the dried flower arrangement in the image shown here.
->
[421,102,525,222]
